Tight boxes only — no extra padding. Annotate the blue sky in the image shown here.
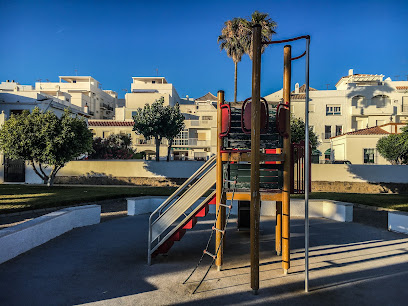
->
[1,0,407,101]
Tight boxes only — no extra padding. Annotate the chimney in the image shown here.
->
[295,83,299,94]
[348,69,354,76]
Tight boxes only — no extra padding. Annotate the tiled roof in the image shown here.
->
[292,94,306,100]
[195,92,217,102]
[291,84,317,99]
[396,86,408,90]
[88,120,134,127]
[331,126,389,139]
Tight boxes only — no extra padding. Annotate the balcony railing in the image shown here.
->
[351,104,394,116]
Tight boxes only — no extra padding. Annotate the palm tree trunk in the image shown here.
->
[234,61,238,102]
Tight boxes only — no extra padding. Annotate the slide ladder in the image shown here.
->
[148,156,217,265]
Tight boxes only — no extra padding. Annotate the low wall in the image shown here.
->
[312,164,408,183]
[388,211,408,235]
[127,197,352,222]
[15,161,408,193]
[25,160,206,184]
[0,205,100,264]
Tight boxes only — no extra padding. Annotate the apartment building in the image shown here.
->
[0,80,90,119]
[37,76,117,119]
[90,89,217,161]
[264,69,408,163]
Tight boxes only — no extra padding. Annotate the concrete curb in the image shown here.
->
[388,211,408,234]
[127,197,353,222]
[0,205,101,264]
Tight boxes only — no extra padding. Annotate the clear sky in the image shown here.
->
[1,0,407,101]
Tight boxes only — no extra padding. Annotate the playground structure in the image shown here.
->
[148,26,311,294]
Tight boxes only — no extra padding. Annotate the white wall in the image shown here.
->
[312,164,408,183]
[18,161,408,185]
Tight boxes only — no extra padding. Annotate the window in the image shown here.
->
[363,148,375,164]
[325,126,331,139]
[402,97,408,113]
[173,129,189,146]
[335,125,342,136]
[326,105,341,115]
[131,111,137,118]
[152,81,156,84]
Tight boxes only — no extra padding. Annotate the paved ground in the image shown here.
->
[1,212,408,305]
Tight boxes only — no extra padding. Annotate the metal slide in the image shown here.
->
[148,156,216,264]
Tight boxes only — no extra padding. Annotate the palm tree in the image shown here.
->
[218,18,246,103]
[241,11,277,60]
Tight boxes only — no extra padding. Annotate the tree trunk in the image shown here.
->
[47,165,62,187]
[30,161,47,184]
[167,139,173,162]
[234,61,238,103]
[155,136,161,162]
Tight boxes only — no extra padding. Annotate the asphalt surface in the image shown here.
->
[1,212,408,305]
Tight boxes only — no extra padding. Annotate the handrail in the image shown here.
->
[151,162,216,227]
[150,155,216,218]
[148,155,216,265]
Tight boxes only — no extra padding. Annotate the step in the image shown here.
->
[171,228,186,241]
[195,204,209,217]
[208,195,216,205]
[182,217,198,229]
[152,239,175,257]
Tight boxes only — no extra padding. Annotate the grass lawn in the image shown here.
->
[0,185,177,214]
[1,185,408,214]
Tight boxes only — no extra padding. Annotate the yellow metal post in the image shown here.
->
[250,24,262,294]
[282,45,292,274]
[216,90,226,271]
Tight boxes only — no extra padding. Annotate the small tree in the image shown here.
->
[0,107,93,186]
[377,125,408,165]
[290,116,319,150]
[133,97,167,162]
[133,98,185,162]
[164,103,185,161]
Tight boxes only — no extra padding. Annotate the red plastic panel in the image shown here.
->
[241,97,269,134]
[182,217,197,229]
[195,204,209,217]
[220,104,231,137]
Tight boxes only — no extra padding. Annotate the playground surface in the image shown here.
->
[1,213,408,305]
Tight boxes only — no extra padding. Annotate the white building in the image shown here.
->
[330,123,405,164]
[264,69,408,163]
[90,88,218,161]
[37,76,117,119]
[0,80,89,119]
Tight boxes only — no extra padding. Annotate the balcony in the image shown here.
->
[351,104,394,116]
[187,120,213,128]
[189,138,211,147]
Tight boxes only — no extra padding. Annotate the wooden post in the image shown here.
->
[250,24,262,295]
[216,90,226,271]
[275,201,282,255]
[282,45,292,274]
